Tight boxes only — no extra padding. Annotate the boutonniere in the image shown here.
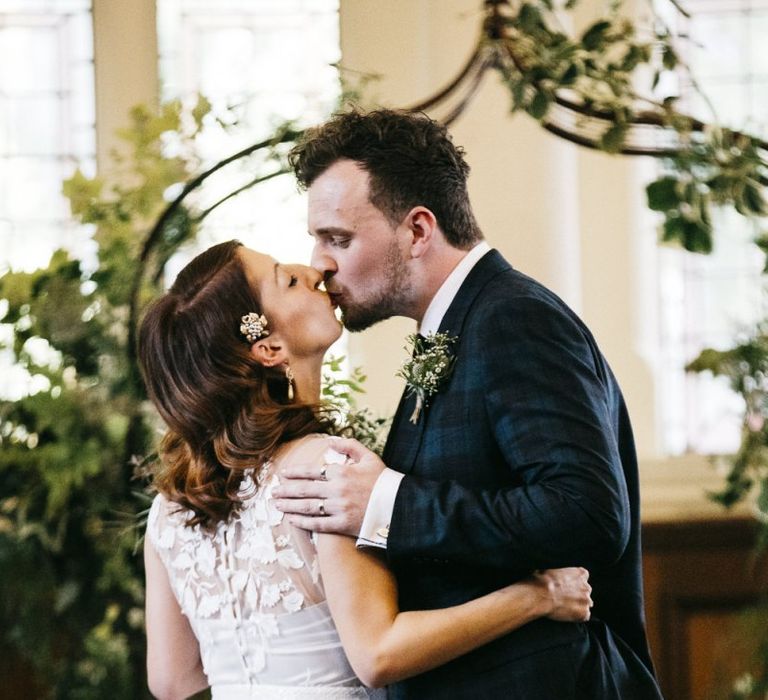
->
[396,332,457,424]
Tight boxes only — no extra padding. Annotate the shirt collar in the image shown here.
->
[419,241,491,335]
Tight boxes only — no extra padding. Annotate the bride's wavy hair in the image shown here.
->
[138,239,335,527]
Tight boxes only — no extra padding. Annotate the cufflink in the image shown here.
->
[376,526,390,539]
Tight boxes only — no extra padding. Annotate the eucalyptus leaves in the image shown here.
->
[396,332,457,424]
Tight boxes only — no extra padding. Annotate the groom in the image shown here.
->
[273,109,662,699]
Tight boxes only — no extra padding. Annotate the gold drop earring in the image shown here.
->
[285,366,295,401]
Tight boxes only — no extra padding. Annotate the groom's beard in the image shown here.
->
[339,241,413,332]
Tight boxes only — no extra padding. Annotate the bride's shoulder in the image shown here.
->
[145,492,184,550]
[147,491,194,531]
[274,433,342,468]
[147,491,168,521]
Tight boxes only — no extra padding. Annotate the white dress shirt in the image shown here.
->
[356,241,492,548]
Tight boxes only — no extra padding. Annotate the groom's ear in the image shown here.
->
[249,334,288,368]
[403,206,438,259]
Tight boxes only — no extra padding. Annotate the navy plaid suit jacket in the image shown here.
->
[383,250,660,699]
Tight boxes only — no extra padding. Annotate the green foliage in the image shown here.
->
[321,356,391,456]
[600,123,629,154]
[686,330,768,530]
[648,127,766,254]
[493,0,767,259]
[0,96,212,698]
[499,3,657,133]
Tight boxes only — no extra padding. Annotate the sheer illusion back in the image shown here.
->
[147,435,384,699]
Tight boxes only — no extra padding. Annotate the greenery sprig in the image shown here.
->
[686,326,768,541]
[321,355,391,456]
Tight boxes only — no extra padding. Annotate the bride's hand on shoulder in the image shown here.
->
[532,567,593,622]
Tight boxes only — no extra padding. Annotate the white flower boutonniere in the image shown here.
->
[396,332,457,424]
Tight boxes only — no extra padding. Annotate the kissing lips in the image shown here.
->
[327,292,345,324]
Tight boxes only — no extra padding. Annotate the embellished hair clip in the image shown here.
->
[239,312,270,343]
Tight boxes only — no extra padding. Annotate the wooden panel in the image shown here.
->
[642,517,768,700]
[686,609,754,699]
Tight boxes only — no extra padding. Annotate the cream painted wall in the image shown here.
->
[340,0,660,456]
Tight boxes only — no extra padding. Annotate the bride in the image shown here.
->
[138,240,592,699]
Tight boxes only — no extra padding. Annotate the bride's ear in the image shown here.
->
[249,334,288,368]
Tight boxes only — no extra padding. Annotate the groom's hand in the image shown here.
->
[272,437,386,536]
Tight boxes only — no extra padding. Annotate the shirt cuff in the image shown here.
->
[356,468,404,549]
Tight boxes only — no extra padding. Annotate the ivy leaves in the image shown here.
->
[501,4,659,126]
[647,129,767,255]
[494,0,767,261]
[647,176,713,253]
[686,331,768,525]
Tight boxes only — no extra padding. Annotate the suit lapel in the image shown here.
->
[436,249,510,337]
[383,250,511,473]
[382,390,423,472]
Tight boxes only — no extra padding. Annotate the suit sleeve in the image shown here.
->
[388,293,631,572]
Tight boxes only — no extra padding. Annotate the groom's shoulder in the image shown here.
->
[478,251,562,300]
[468,259,595,344]
[480,263,574,317]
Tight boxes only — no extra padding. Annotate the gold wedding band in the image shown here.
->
[319,466,328,481]
[318,500,326,516]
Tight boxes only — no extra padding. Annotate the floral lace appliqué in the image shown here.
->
[148,469,320,623]
[145,441,371,691]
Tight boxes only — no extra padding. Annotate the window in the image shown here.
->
[156,0,341,269]
[0,0,95,399]
[657,0,768,454]
[0,0,95,272]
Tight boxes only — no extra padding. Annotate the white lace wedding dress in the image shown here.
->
[147,435,386,699]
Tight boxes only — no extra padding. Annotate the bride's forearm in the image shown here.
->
[370,582,548,685]
[316,534,551,688]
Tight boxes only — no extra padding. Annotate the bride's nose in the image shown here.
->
[303,266,325,290]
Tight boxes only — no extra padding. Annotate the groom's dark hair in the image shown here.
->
[289,108,483,250]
